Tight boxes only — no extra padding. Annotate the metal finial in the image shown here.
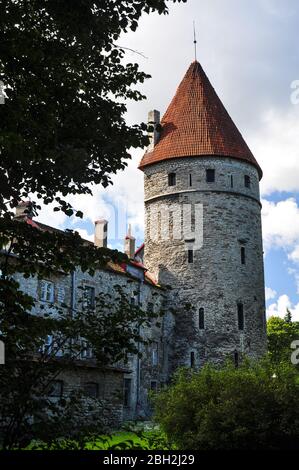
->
[193,21,197,61]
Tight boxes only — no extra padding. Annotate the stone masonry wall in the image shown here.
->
[143,156,267,373]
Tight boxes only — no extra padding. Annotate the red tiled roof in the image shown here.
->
[139,61,262,179]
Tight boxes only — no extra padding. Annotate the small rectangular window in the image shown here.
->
[238,303,244,331]
[189,174,192,187]
[40,280,54,302]
[48,380,63,398]
[152,342,159,366]
[244,175,251,188]
[199,308,204,329]
[81,340,93,359]
[83,286,95,309]
[241,247,246,265]
[83,382,99,398]
[230,175,234,188]
[206,169,215,183]
[123,378,132,407]
[190,351,195,368]
[188,250,194,264]
[234,351,239,368]
[168,173,176,186]
[150,381,158,392]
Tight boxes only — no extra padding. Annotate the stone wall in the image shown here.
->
[143,156,267,373]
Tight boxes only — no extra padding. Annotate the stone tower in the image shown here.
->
[139,61,266,372]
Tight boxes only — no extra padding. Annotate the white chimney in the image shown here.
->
[94,219,108,248]
[124,224,135,259]
[148,109,160,151]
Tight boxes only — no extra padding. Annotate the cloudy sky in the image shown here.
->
[36,0,299,320]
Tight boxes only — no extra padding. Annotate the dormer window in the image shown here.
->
[168,173,176,186]
[206,169,215,183]
[244,175,251,188]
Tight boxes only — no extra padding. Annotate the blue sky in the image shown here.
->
[36,0,299,319]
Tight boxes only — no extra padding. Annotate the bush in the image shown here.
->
[154,359,299,450]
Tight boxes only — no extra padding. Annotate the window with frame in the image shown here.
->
[40,280,54,302]
[168,173,176,186]
[198,308,205,330]
[238,303,244,331]
[83,285,95,309]
[48,380,63,398]
[83,382,99,398]
[152,342,159,366]
[206,169,215,183]
[123,378,132,407]
[244,175,251,188]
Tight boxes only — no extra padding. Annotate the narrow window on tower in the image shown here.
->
[189,174,192,187]
[234,350,239,368]
[199,308,204,329]
[237,303,244,331]
[168,173,176,186]
[206,169,215,183]
[241,246,246,265]
[190,351,195,368]
[230,175,234,188]
[244,175,251,188]
[188,249,194,264]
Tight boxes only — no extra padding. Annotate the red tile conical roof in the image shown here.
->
[139,61,262,178]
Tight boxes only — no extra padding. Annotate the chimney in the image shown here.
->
[147,110,160,151]
[124,224,135,259]
[15,200,34,219]
[94,219,108,248]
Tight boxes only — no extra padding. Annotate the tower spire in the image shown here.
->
[193,21,197,61]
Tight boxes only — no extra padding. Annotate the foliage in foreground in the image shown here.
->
[154,359,299,450]
[267,311,299,366]
[26,428,174,451]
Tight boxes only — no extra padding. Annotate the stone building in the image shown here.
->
[11,59,266,425]
[139,60,267,373]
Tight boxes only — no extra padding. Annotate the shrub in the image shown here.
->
[154,359,299,450]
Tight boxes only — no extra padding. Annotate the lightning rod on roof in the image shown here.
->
[193,20,197,61]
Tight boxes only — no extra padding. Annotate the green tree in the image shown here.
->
[154,359,299,450]
[267,312,299,365]
[0,0,186,449]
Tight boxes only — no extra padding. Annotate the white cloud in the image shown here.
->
[262,197,299,253]
[267,294,299,321]
[251,108,299,196]
[265,286,277,301]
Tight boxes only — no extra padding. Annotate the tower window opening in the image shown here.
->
[199,308,205,329]
[230,175,234,188]
[241,246,246,265]
[189,174,192,186]
[238,303,244,331]
[244,175,251,188]
[190,351,195,368]
[234,350,239,368]
[168,173,176,186]
[206,169,215,183]
[188,249,194,264]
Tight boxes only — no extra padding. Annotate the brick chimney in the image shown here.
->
[147,109,160,151]
[15,201,34,219]
[94,219,108,248]
[124,224,135,259]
